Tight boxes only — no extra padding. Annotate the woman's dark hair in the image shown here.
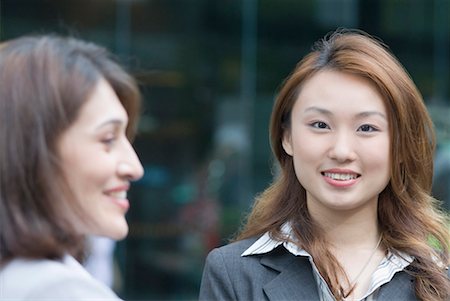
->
[0,35,141,263]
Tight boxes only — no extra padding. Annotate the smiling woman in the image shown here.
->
[0,35,144,300]
[282,71,390,216]
[199,29,450,301]
[57,78,143,240]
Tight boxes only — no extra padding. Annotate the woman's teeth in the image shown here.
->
[323,173,358,181]
[109,191,127,199]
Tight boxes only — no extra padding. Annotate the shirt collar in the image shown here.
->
[241,223,414,266]
[241,223,309,257]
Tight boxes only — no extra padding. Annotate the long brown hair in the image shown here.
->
[238,29,450,300]
[0,35,141,264]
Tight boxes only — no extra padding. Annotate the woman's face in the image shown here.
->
[57,79,144,240]
[282,70,390,219]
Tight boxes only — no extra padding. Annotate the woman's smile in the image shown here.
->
[321,169,361,187]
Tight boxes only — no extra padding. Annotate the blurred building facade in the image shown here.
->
[1,0,449,299]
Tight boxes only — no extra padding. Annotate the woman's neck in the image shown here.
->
[308,200,380,249]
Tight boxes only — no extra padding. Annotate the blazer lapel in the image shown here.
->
[376,269,416,300]
[261,247,320,300]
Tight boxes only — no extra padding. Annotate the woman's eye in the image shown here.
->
[358,124,377,132]
[311,121,329,129]
[101,135,117,148]
[102,138,115,145]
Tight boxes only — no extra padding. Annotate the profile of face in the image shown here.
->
[57,79,144,240]
[282,70,391,217]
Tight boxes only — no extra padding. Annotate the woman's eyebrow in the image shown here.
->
[303,106,332,115]
[95,119,125,130]
[355,111,387,120]
[304,106,387,121]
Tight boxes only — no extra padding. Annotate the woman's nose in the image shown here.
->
[327,132,357,163]
[118,140,144,181]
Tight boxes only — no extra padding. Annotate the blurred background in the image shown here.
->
[1,0,449,300]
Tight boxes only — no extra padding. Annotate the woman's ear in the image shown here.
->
[282,130,293,156]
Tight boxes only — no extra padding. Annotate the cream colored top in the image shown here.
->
[0,254,121,300]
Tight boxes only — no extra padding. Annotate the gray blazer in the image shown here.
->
[199,237,448,301]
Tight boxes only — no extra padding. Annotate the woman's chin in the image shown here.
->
[91,221,129,241]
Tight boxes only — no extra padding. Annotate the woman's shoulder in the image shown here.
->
[1,257,72,285]
[208,236,261,257]
[0,256,120,300]
[203,235,274,270]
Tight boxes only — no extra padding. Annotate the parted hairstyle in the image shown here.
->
[238,29,450,300]
[0,35,141,264]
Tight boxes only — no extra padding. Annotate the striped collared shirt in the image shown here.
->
[241,224,413,301]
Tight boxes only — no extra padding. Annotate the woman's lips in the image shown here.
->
[104,186,130,210]
[321,170,361,187]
